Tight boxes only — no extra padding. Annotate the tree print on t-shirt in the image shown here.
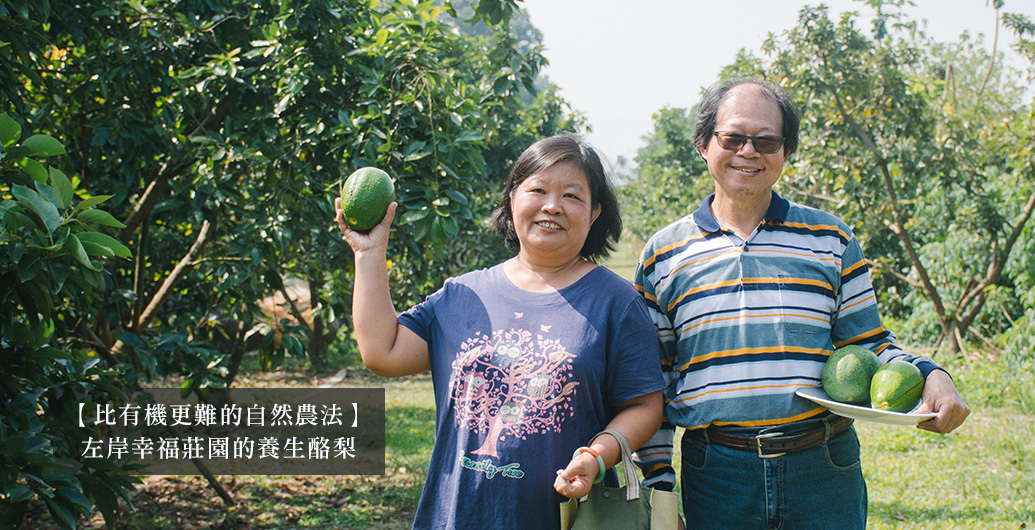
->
[451,318,579,458]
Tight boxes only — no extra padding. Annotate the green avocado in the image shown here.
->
[870,360,924,412]
[339,167,395,232]
[821,344,881,404]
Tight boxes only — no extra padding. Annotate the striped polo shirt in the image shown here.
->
[632,191,940,488]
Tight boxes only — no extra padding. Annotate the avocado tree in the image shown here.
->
[3,0,581,383]
[0,114,139,530]
[626,1,1035,356]
[620,106,711,242]
[765,0,1035,355]
[1,0,584,526]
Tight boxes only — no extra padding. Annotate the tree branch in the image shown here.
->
[78,321,121,367]
[112,220,214,354]
[119,162,183,240]
[830,89,951,328]
[975,5,1000,105]
[957,182,1035,330]
[119,99,233,240]
[279,281,311,332]
[865,259,924,289]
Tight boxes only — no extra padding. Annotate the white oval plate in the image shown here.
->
[795,386,938,426]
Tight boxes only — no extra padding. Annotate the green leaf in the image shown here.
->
[413,217,431,241]
[431,217,448,246]
[445,189,469,205]
[56,488,93,512]
[400,208,430,223]
[22,134,66,157]
[35,182,64,212]
[3,209,38,234]
[0,112,20,147]
[43,497,77,530]
[442,215,460,238]
[74,195,113,211]
[36,347,74,361]
[76,231,131,258]
[50,168,74,208]
[22,278,54,324]
[3,145,32,161]
[402,140,432,161]
[80,239,115,258]
[77,209,127,228]
[28,317,55,349]
[49,263,70,294]
[376,28,390,49]
[283,335,304,358]
[18,254,41,282]
[8,485,33,503]
[63,233,101,271]
[9,241,25,263]
[12,184,62,233]
[456,130,484,143]
[23,159,48,183]
[31,226,69,251]
[492,76,510,96]
[117,331,147,350]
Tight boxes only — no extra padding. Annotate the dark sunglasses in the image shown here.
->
[713,131,785,154]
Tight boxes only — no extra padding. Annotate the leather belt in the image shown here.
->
[687,415,854,458]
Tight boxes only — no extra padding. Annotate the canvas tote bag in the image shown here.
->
[559,429,679,530]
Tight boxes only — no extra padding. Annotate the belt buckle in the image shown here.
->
[756,431,786,459]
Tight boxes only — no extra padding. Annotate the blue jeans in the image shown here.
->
[680,419,867,530]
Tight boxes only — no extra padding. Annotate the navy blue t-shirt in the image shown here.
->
[398,264,665,530]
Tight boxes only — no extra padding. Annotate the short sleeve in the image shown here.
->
[605,292,666,406]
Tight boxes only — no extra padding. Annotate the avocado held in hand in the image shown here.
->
[340,167,395,232]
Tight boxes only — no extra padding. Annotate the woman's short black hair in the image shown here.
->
[692,77,800,159]
[490,134,621,262]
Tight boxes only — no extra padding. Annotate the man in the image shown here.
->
[633,77,969,529]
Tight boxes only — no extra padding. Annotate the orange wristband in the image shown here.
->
[574,446,605,484]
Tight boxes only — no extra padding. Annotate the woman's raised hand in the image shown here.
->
[335,198,397,254]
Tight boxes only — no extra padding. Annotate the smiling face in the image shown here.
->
[700,84,788,201]
[510,161,601,266]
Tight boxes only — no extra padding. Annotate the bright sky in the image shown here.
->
[520,0,1035,165]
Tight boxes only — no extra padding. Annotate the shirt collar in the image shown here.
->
[692,190,790,232]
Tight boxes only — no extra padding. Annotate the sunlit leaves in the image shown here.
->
[21,134,65,156]
[0,112,20,146]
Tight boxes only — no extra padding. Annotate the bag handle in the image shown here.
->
[587,429,640,501]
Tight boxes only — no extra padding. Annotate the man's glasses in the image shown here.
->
[713,131,785,154]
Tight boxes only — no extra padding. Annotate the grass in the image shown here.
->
[860,408,1035,528]
[600,232,644,283]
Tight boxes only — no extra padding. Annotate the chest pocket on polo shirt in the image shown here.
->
[750,252,834,336]
[774,269,834,335]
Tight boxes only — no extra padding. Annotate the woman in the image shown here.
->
[335,135,665,530]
